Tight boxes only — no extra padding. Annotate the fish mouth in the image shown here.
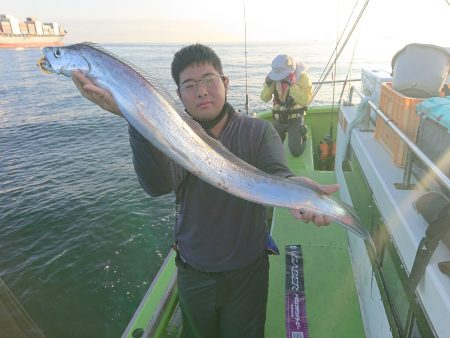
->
[37,56,53,74]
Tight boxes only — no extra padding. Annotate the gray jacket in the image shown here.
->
[128,103,293,271]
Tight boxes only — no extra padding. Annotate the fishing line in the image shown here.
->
[312,0,360,101]
[244,0,249,115]
[338,38,359,104]
[310,0,369,104]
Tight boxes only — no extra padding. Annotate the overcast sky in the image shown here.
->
[3,0,449,46]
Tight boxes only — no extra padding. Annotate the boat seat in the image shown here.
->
[438,261,450,278]
[408,191,450,293]
[413,191,450,249]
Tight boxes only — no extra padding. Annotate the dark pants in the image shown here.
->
[176,254,269,338]
[273,117,307,157]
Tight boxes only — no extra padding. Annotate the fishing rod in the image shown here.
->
[310,0,370,104]
[329,10,339,143]
[338,39,359,104]
[319,1,364,170]
[321,12,340,170]
[244,0,249,115]
[312,0,357,102]
[314,0,361,90]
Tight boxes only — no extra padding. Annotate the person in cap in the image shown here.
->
[261,54,312,157]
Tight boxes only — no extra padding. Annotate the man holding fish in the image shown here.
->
[65,44,338,337]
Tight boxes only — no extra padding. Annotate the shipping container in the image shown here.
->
[34,21,43,35]
[43,25,51,35]
[52,23,59,35]
[27,23,36,34]
[0,14,66,47]
[9,17,21,34]
[0,21,12,34]
[19,22,28,34]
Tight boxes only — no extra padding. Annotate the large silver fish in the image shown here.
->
[38,43,371,242]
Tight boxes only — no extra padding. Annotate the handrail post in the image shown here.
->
[395,149,415,190]
[348,86,355,106]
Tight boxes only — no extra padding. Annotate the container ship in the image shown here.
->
[0,14,66,48]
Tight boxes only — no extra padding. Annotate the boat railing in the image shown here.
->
[312,78,360,86]
[348,86,450,194]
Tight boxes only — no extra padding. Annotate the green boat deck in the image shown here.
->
[265,128,365,337]
[123,114,367,338]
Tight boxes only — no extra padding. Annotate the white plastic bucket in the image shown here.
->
[391,43,450,98]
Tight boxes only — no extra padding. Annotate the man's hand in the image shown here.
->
[285,95,294,108]
[265,76,274,86]
[72,71,123,117]
[289,176,339,227]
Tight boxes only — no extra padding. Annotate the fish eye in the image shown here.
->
[54,49,61,58]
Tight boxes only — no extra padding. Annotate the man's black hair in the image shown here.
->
[171,44,223,88]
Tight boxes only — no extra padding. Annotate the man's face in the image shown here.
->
[177,62,228,122]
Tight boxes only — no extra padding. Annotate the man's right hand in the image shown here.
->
[72,71,123,117]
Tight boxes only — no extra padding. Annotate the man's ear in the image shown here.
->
[223,76,229,93]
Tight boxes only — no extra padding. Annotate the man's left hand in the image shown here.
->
[288,176,339,227]
[72,71,123,116]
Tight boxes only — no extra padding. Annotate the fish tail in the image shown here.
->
[332,197,372,241]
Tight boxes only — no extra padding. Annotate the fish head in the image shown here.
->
[38,45,90,77]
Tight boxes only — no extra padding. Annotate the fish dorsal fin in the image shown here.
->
[79,42,185,112]
[77,43,263,175]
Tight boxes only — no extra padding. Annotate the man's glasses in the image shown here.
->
[179,74,225,94]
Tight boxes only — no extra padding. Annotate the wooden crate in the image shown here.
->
[375,83,424,167]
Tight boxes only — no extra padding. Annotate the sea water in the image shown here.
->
[0,42,390,337]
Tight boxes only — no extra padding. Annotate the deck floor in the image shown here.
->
[265,131,365,338]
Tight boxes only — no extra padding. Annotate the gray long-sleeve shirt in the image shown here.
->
[128,104,293,271]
